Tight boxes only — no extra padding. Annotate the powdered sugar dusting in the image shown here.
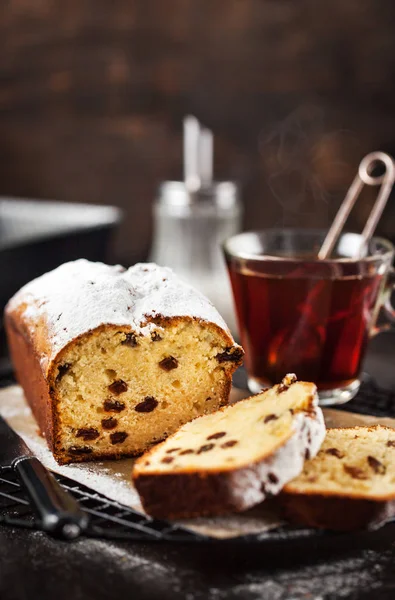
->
[228,403,326,511]
[7,260,230,373]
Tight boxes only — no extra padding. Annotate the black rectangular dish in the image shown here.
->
[0,197,121,371]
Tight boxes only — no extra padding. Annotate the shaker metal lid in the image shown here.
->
[157,181,239,209]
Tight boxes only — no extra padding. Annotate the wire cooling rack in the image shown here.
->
[337,375,395,417]
[0,465,338,544]
[0,375,394,543]
[0,465,205,542]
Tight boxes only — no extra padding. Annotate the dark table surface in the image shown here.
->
[2,333,395,600]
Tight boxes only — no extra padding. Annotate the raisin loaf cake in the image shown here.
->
[133,375,325,519]
[5,260,243,464]
[280,426,395,531]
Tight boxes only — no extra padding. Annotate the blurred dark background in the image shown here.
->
[2,0,395,265]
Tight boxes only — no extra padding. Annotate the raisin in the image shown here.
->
[206,397,212,402]
[263,414,278,424]
[108,380,128,395]
[278,373,297,393]
[103,399,126,413]
[159,356,179,371]
[101,417,118,430]
[197,443,215,454]
[135,396,158,413]
[387,440,395,447]
[161,457,174,464]
[268,472,279,484]
[68,446,93,456]
[215,347,244,363]
[367,456,386,474]
[221,440,238,448]
[122,333,138,347]
[56,363,72,382]
[207,432,226,440]
[166,448,181,454]
[151,331,162,342]
[76,428,99,441]
[343,465,368,480]
[305,448,311,460]
[179,449,194,455]
[326,448,344,459]
[110,432,128,445]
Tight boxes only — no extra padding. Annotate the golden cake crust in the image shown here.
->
[279,493,395,532]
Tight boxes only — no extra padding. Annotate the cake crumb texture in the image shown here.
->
[284,425,395,500]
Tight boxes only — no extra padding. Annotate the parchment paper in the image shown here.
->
[0,385,392,540]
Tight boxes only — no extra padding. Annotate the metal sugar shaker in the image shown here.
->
[150,117,242,333]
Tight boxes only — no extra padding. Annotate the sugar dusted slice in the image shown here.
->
[133,376,325,519]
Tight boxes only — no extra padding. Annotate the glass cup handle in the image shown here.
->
[372,267,395,336]
[384,267,395,322]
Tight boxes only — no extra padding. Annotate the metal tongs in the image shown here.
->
[318,151,395,259]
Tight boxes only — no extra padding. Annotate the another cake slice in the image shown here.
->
[281,426,395,531]
[133,375,325,519]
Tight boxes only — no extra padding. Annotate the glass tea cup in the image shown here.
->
[223,229,395,405]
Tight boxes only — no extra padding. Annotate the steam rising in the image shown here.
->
[258,104,354,228]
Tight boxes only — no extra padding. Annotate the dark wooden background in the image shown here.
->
[2,0,395,263]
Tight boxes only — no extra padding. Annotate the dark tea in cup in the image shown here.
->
[224,230,395,405]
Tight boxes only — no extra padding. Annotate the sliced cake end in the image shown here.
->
[281,425,395,531]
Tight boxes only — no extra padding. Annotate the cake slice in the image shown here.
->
[5,260,243,464]
[133,375,325,519]
[280,426,395,531]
